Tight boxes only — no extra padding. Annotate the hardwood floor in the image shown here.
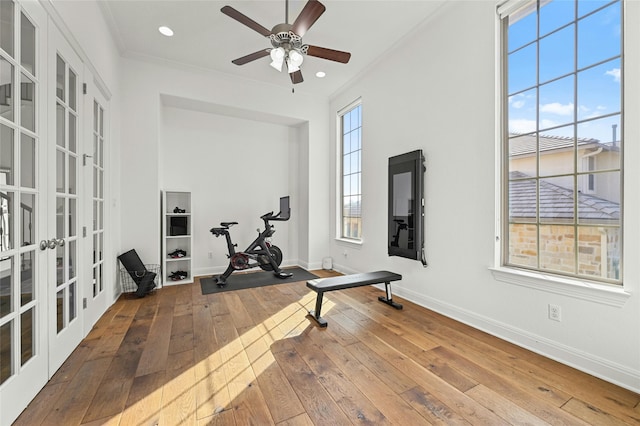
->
[14,270,640,425]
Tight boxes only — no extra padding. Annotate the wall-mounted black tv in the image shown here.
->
[388,150,426,265]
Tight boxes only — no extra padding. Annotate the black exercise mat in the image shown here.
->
[200,267,319,295]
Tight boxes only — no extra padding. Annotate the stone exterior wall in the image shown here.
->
[509,224,621,280]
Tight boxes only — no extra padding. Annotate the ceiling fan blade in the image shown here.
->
[292,0,326,37]
[232,50,270,65]
[290,70,304,84]
[306,45,351,64]
[221,6,271,37]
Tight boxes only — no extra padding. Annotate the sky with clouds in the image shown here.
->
[507,0,621,144]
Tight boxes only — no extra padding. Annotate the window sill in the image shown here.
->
[335,237,363,247]
[489,267,631,307]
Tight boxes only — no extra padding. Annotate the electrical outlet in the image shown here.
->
[548,304,562,322]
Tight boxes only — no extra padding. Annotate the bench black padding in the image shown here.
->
[306,271,403,327]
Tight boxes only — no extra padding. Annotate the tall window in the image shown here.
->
[501,0,622,283]
[339,101,362,240]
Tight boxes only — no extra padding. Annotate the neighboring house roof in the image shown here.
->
[509,133,618,157]
[509,171,620,221]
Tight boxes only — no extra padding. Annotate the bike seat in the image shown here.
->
[221,221,238,227]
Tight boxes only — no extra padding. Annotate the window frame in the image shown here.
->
[495,0,629,299]
[337,98,363,243]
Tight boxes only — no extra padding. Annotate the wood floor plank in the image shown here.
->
[120,370,166,426]
[305,323,432,425]
[193,302,232,419]
[169,313,195,354]
[292,330,392,425]
[466,384,552,426]
[162,349,198,425]
[213,312,275,424]
[12,382,68,426]
[561,397,636,426]
[237,324,306,423]
[273,349,353,425]
[41,357,112,425]
[135,303,174,377]
[400,385,473,425]
[81,378,133,423]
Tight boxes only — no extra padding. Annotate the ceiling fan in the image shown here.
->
[221,0,351,84]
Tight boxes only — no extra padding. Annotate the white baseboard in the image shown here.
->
[392,285,640,394]
[193,259,299,278]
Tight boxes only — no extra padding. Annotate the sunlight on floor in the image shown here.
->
[121,289,337,424]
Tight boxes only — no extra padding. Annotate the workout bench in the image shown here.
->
[306,271,403,327]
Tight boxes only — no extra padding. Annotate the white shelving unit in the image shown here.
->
[162,191,193,285]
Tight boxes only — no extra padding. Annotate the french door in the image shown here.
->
[0,2,49,424]
[46,20,85,373]
[83,81,107,332]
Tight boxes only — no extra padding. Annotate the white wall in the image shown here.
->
[119,58,332,272]
[159,106,299,276]
[329,1,640,392]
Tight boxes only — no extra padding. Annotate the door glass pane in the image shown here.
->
[0,191,14,251]
[56,289,63,332]
[68,69,76,111]
[99,106,104,137]
[0,124,14,185]
[20,250,33,305]
[0,321,12,384]
[20,133,35,188]
[21,12,36,76]
[98,200,103,228]
[69,282,76,322]
[0,57,14,121]
[68,198,76,237]
[68,155,76,194]
[93,134,98,165]
[20,193,34,246]
[0,0,14,57]
[56,54,64,100]
[98,170,103,198]
[56,245,64,285]
[92,266,97,297]
[99,138,103,168]
[68,240,76,279]
[56,102,64,147]
[99,264,103,291]
[56,197,64,239]
[56,150,65,192]
[21,308,34,365]
[68,112,76,153]
[93,167,97,197]
[20,73,35,131]
[92,200,97,231]
[0,256,13,318]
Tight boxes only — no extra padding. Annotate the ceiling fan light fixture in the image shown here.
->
[270,47,285,71]
[286,49,304,73]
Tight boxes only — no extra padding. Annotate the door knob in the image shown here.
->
[55,238,65,247]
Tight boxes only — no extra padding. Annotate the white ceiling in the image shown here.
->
[99,0,447,97]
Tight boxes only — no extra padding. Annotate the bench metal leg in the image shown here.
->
[308,292,328,327]
[378,281,403,310]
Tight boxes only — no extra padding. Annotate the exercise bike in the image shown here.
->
[210,196,292,287]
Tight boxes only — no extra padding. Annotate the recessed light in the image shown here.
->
[315,71,326,78]
[158,26,174,37]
